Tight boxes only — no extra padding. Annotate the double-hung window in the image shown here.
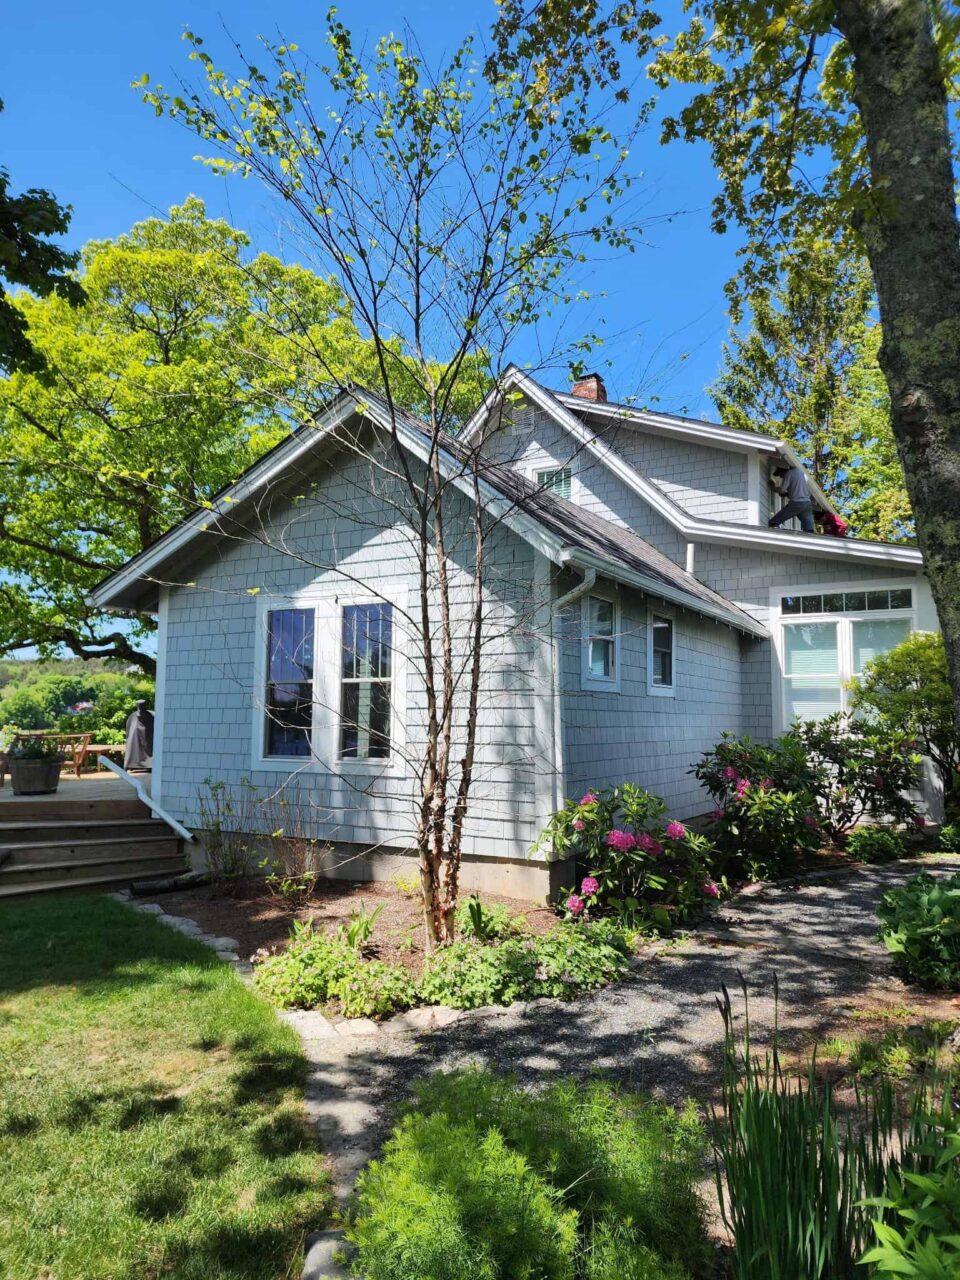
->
[649,614,675,695]
[264,608,315,758]
[582,594,618,688]
[779,588,913,727]
[339,602,393,760]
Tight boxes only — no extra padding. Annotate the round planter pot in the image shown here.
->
[10,757,64,795]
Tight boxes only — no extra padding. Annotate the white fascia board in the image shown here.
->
[553,391,781,456]
[88,395,356,608]
[473,371,921,569]
[89,386,566,610]
[558,548,769,639]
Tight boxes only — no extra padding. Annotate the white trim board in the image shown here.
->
[464,367,918,566]
[88,386,766,638]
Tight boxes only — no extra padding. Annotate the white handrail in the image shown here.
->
[97,756,195,843]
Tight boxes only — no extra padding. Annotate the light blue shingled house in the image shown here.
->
[90,368,936,900]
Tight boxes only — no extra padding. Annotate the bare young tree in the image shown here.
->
[138,11,657,947]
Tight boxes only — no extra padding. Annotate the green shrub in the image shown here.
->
[417,921,630,1010]
[347,1070,710,1280]
[253,923,414,1018]
[876,873,960,989]
[790,714,922,841]
[940,822,960,853]
[348,1111,579,1280]
[532,783,718,930]
[846,826,906,864]
[861,1104,960,1277]
[331,959,416,1019]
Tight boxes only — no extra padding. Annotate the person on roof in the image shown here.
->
[768,464,815,533]
[815,508,849,537]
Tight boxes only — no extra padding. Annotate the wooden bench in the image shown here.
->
[0,731,93,787]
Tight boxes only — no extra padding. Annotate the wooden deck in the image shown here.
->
[0,770,152,807]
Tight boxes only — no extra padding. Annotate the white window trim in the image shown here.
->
[769,579,916,734]
[647,607,676,698]
[252,586,408,775]
[580,590,621,692]
[528,456,580,504]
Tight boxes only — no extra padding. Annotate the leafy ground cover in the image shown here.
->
[346,1069,711,1280]
[0,894,329,1280]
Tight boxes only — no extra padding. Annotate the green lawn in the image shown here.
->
[0,894,330,1280]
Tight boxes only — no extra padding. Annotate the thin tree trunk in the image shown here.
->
[835,0,960,734]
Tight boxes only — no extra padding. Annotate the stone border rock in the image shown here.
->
[107,889,251,975]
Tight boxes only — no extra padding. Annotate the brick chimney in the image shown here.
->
[570,373,607,403]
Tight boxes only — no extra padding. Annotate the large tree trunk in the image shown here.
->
[835,0,960,734]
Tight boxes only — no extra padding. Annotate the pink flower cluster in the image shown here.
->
[702,881,720,898]
[580,876,600,897]
[722,765,738,781]
[572,819,586,831]
[636,832,663,856]
[735,777,751,798]
[566,894,585,916]
[665,821,686,841]
[606,828,637,852]
[580,792,599,806]
[709,808,725,823]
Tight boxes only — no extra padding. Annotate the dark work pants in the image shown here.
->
[769,499,815,533]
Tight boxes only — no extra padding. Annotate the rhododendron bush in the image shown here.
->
[532,783,717,930]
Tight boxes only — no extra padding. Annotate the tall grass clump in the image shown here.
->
[714,978,939,1279]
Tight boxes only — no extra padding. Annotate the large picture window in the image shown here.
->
[264,608,315,757]
[779,588,913,728]
[339,602,393,759]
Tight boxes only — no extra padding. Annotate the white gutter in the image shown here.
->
[558,548,768,639]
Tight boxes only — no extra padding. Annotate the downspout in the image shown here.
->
[555,554,597,609]
[685,541,696,574]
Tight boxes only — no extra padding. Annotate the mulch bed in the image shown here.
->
[160,877,557,977]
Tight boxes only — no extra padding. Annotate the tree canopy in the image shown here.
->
[0,197,381,673]
[0,98,85,371]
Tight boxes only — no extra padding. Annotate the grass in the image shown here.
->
[0,894,330,1280]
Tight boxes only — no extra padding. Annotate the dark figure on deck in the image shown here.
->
[124,699,154,771]
[768,464,815,533]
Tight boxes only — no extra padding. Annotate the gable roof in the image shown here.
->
[464,367,923,568]
[88,386,767,637]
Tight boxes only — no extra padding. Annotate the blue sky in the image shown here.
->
[3,0,742,417]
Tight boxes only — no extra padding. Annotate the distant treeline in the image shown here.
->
[0,660,155,743]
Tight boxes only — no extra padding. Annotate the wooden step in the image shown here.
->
[0,836,181,866]
[0,849,188,886]
[0,869,189,901]
[0,797,151,821]
[0,819,171,844]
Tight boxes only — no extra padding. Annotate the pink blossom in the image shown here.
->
[637,832,656,852]
[914,815,926,829]
[606,828,637,852]
[566,894,585,916]
[648,840,663,856]
[580,792,599,806]
[722,766,738,781]
[666,821,686,841]
[581,876,600,896]
[702,881,720,898]
[572,819,586,831]
[735,778,751,798]
[803,815,819,829]
[709,808,725,823]
[873,773,885,788]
